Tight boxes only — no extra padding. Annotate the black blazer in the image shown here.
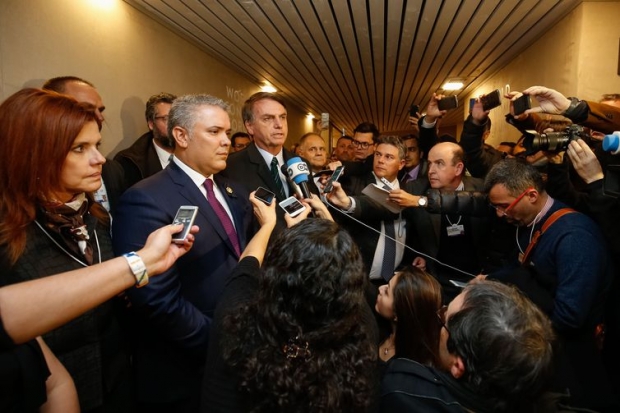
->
[221,143,318,232]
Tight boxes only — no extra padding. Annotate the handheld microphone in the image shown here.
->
[280,164,303,198]
[286,157,313,200]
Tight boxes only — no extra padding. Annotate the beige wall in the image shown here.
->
[467,2,620,148]
[0,0,309,156]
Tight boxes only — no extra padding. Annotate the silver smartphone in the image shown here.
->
[278,196,307,217]
[171,205,199,243]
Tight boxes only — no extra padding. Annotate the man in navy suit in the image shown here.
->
[113,94,253,413]
[222,92,318,232]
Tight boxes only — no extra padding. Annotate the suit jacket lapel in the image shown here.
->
[247,144,285,202]
[167,163,240,257]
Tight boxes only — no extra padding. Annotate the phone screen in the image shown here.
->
[323,166,344,193]
[409,104,419,117]
[513,94,531,116]
[172,206,198,242]
[437,96,458,111]
[279,197,306,217]
[255,187,275,205]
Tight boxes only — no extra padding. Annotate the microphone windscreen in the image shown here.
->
[286,157,310,184]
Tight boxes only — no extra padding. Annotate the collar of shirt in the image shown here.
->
[255,145,285,170]
[455,180,465,191]
[153,139,174,169]
[404,164,421,181]
[172,156,212,197]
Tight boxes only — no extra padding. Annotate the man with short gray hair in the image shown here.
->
[113,94,254,413]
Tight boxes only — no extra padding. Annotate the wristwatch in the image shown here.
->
[417,196,428,207]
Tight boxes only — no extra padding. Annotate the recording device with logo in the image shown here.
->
[437,95,458,111]
[279,196,307,217]
[380,177,394,190]
[513,94,532,116]
[171,205,198,243]
[603,132,620,197]
[286,157,312,199]
[479,89,502,111]
[409,103,420,117]
[254,187,275,206]
[323,165,344,194]
[523,125,589,154]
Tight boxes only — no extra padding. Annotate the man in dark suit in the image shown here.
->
[327,136,411,283]
[113,94,253,413]
[114,92,177,188]
[222,92,317,232]
[391,142,491,301]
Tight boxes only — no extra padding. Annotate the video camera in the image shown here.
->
[523,124,589,154]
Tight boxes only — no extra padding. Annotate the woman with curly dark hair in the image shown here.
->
[201,195,379,412]
[375,266,442,365]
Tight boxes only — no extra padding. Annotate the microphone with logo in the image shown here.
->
[285,157,316,216]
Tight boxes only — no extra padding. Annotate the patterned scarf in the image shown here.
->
[41,193,94,265]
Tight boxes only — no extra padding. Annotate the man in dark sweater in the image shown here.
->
[484,159,617,412]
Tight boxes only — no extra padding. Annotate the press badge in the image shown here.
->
[446,224,465,237]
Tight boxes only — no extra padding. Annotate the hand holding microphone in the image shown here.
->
[286,157,316,216]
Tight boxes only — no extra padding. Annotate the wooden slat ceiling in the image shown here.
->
[124,0,582,134]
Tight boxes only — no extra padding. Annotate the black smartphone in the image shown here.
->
[437,95,458,111]
[171,205,199,243]
[513,94,532,116]
[278,196,307,217]
[409,103,420,117]
[323,166,345,194]
[480,89,502,111]
[254,186,275,205]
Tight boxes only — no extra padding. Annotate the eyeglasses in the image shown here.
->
[436,305,450,334]
[154,115,169,122]
[352,139,373,149]
[490,186,534,216]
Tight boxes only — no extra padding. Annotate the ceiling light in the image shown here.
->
[307,113,315,119]
[442,79,464,91]
[260,82,277,93]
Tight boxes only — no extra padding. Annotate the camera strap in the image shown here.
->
[520,208,576,265]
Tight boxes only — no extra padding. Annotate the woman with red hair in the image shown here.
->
[0,88,132,412]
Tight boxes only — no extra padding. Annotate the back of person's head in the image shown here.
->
[0,88,100,264]
[223,219,375,412]
[353,122,380,142]
[447,281,555,411]
[242,92,287,123]
[42,76,94,93]
[484,158,545,194]
[167,94,229,138]
[393,266,442,365]
[144,92,177,122]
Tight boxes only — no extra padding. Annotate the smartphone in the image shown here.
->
[409,103,419,117]
[323,165,345,194]
[513,94,531,116]
[171,205,199,243]
[480,89,501,111]
[437,95,458,111]
[254,186,275,206]
[469,98,476,111]
[278,196,307,217]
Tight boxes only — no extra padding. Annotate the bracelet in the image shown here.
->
[122,252,149,287]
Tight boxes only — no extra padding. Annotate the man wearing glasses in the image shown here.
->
[484,159,615,412]
[382,281,556,411]
[115,92,177,187]
[351,122,380,162]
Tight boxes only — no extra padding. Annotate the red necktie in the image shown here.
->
[204,179,241,256]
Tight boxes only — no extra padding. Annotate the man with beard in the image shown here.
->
[115,92,177,187]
